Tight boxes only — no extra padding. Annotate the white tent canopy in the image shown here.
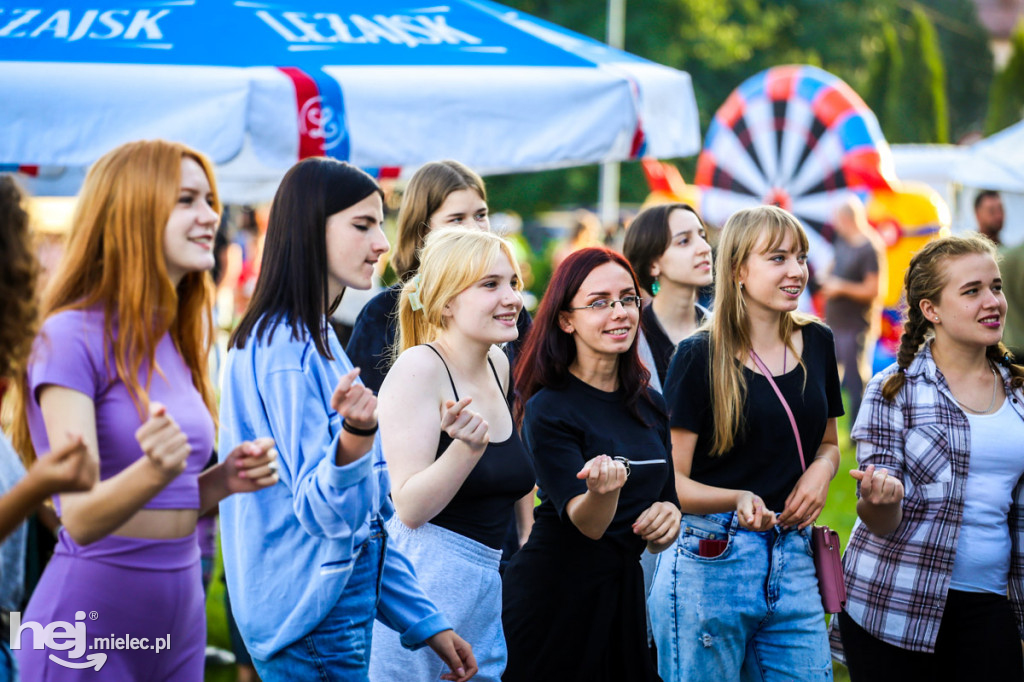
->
[891,122,1024,243]
[1,1,701,202]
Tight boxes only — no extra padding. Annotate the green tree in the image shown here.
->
[986,25,1024,135]
[863,23,902,129]
[867,4,949,143]
[905,5,949,142]
[487,0,895,219]
[916,0,993,140]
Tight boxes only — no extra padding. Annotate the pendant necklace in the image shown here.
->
[950,366,999,415]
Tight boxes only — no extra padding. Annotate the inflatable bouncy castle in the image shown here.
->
[641,65,949,370]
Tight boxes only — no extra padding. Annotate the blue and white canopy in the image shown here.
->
[0,0,700,185]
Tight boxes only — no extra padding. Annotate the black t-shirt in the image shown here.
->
[524,375,677,554]
[663,322,843,512]
[824,238,879,330]
[426,349,536,550]
[641,304,707,387]
[345,284,402,394]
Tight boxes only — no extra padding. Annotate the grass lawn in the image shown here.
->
[203,551,238,682]
[203,400,862,681]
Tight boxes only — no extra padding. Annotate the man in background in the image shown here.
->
[974,189,1023,359]
[975,189,1005,245]
[1002,239,1024,361]
[821,197,886,424]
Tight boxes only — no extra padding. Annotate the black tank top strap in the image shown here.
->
[423,343,459,400]
[486,354,515,418]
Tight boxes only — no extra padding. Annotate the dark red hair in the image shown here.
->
[514,247,658,426]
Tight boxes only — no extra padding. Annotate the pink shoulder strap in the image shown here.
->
[749,350,805,472]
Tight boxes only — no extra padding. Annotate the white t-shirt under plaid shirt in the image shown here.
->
[829,341,1024,659]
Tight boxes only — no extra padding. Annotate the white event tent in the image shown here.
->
[0,1,701,203]
[891,121,1024,244]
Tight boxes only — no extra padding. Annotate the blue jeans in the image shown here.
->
[254,520,386,681]
[0,639,16,682]
[649,513,832,681]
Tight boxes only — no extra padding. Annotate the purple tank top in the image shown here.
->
[26,307,215,512]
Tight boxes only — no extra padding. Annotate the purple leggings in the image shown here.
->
[14,533,205,681]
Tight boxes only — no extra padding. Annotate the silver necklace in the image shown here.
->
[951,366,999,414]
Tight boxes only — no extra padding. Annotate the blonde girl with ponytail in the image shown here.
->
[369,227,536,682]
[346,159,533,394]
[834,232,1024,681]
[649,205,843,681]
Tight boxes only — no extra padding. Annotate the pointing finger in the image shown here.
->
[331,368,361,407]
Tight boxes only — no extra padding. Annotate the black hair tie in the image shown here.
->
[342,420,378,437]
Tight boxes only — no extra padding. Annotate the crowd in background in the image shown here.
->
[0,142,1023,682]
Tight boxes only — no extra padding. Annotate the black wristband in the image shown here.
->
[342,420,378,437]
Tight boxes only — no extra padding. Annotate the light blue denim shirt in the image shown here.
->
[218,316,450,660]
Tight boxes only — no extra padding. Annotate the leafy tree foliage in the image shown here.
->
[862,22,903,130]
[916,0,993,140]
[487,1,989,216]
[867,5,949,143]
[986,25,1024,135]
[488,0,891,218]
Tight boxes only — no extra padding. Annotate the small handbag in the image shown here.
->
[749,351,848,614]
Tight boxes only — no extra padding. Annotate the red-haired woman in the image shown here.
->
[11,140,278,680]
[501,247,681,682]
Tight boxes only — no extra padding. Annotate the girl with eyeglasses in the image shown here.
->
[501,247,680,682]
[649,205,841,681]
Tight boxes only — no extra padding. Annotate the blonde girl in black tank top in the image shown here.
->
[368,228,535,682]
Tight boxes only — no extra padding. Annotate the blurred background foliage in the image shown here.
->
[987,23,1024,134]
[486,0,998,220]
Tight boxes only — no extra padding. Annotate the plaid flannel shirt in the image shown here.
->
[830,341,1024,657]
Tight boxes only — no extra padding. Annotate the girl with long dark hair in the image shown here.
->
[623,202,713,389]
[218,157,476,681]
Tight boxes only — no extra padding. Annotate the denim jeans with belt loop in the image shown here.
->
[649,512,832,681]
[254,516,387,681]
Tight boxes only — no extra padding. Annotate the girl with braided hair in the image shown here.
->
[833,232,1024,680]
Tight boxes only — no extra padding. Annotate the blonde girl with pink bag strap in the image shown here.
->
[648,205,843,681]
